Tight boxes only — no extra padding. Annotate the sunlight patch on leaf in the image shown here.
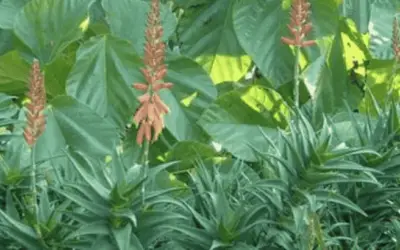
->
[178,0,250,85]
[197,54,252,84]
[240,86,289,128]
[79,16,90,32]
[104,155,112,163]
[359,59,400,112]
[180,92,198,107]
[340,19,368,71]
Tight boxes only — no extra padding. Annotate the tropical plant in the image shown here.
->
[0,0,399,249]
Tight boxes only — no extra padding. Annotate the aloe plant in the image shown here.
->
[0,0,399,249]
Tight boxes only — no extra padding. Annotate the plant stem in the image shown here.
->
[386,59,398,105]
[30,145,41,237]
[141,140,150,206]
[293,46,301,108]
[160,133,172,150]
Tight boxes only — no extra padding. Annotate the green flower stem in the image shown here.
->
[30,145,41,237]
[141,139,150,206]
[294,45,301,108]
[386,59,398,104]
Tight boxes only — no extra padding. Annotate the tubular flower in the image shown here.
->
[392,17,400,61]
[132,0,173,146]
[23,59,47,147]
[281,0,316,47]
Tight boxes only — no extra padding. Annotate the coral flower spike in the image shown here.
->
[24,59,47,147]
[132,0,173,146]
[281,0,316,47]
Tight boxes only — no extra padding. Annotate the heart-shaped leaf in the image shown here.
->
[233,0,340,88]
[13,0,91,64]
[102,0,177,55]
[66,35,140,129]
[199,85,288,161]
[177,0,251,84]
[0,0,29,29]
[66,35,217,141]
[368,0,397,60]
[0,50,30,95]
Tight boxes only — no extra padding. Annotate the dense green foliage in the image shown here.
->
[0,0,399,249]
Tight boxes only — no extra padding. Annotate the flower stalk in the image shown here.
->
[281,0,316,108]
[23,58,47,237]
[132,0,173,204]
[133,0,173,146]
[388,16,400,100]
[392,17,400,61]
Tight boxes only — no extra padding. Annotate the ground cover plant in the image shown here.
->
[0,0,399,249]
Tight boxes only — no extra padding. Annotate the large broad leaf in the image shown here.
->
[233,0,294,87]
[0,0,29,29]
[0,29,13,56]
[5,96,118,169]
[0,93,19,119]
[0,50,30,95]
[160,53,217,141]
[340,0,373,33]
[233,0,339,88]
[177,0,252,84]
[339,19,370,70]
[368,0,397,60]
[0,49,75,98]
[66,35,140,129]
[43,43,78,98]
[303,19,366,114]
[359,59,400,112]
[48,96,119,158]
[66,35,217,141]
[302,54,333,110]
[308,0,341,38]
[13,0,91,64]
[165,141,220,172]
[198,85,289,161]
[102,0,177,55]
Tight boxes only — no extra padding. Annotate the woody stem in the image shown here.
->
[293,45,301,108]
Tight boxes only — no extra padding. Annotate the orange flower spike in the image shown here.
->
[147,102,156,122]
[281,37,297,46]
[301,40,317,47]
[154,68,167,81]
[133,83,148,91]
[152,116,163,142]
[281,0,315,48]
[152,94,170,114]
[143,121,151,142]
[152,82,173,92]
[133,101,149,125]
[131,0,172,145]
[23,59,47,147]
[138,93,151,103]
[301,23,313,36]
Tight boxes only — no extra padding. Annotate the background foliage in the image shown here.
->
[0,0,399,249]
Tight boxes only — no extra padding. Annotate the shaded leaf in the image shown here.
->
[14,0,91,63]
[102,0,176,55]
[178,0,251,84]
